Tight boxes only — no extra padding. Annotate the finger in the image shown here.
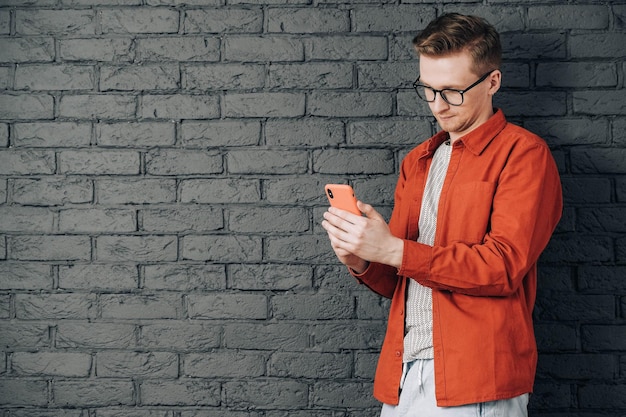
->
[357,201,384,221]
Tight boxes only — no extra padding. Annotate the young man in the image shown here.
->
[321,13,563,416]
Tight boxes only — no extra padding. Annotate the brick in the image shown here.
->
[534,323,577,352]
[12,177,92,206]
[0,263,51,290]
[265,235,336,263]
[353,6,435,32]
[0,94,54,120]
[397,90,435,117]
[59,150,140,175]
[0,379,48,406]
[0,123,7,147]
[16,293,96,320]
[10,235,91,261]
[0,10,9,35]
[229,207,309,233]
[101,64,179,91]
[574,91,626,115]
[309,92,392,117]
[263,177,328,205]
[0,150,55,175]
[141,206,223,233]
[355,351,378,379]
[265,119,344,147]
[358,62,417,89]
[59,94,136,120]
[59,38,134,62]
[96,235,177,262]
[97,178,177,204]
[13,122,92,147]
[182,235,262,262]
[59,264,138,291]
[228,263,311,291]
[224,380,308,409]
[224,36,303,62]
[576,208,626,233]
[16,64,95,91]
[0,323,49,348]
[579,266,626,293]
[570,33,626,58]
[349,119,431,146]
[140,380,220,406]
[523,118,608,146]
[535,293,615,321]
[312,381,378,408]
[0,295,8,318]
[614,117,626,145]
[227,149,308,174]
[16,9,96,35]
[537,62,616,88]
[12,352,91,377]
[311,322,385,351]
[501,33,566,60]
[188,293,267,319]
[53,380,135,407]
[313,149,394,175]
[441,6,524,32]
[530,383,572,409]
[561,177,612,204]
[145,149,222,175]
[267,8,349,33]
[272,293,352,320]
[180,178,261,204]
[268,62,352,89]
[0,206,54,233]
[582,325,626,352]
[528,5,608,29]
[137,36,220,62]
[0,37,55,63]
[140,321,221,350]
[224,322,309,350]
[180,120,260,147]
[183,351,266,378]
[142,94,219,119]
[184,9,262,33]
[571,148,626,174]
[97,121,176,147]
[494,92,567,117]
[579,384,626,408]
[59,208,136,233]
[101,293,182,319]
[183,63,265,90]
[356,290,391,320]
[304,35,387,61]
[5,409,84,417]
[96,351,178,377]
[56,322,137,349]
[618,177,626,203]
[223,92,305,118]
[143,264,225,291]
[100,8,179,34]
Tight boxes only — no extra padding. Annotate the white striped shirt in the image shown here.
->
[403,140,452,362]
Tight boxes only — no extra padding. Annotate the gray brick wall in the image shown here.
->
[0,0,624,415]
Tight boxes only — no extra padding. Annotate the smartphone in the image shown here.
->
[324,184,361,216]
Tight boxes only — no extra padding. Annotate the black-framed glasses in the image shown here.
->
[412,70,495,106]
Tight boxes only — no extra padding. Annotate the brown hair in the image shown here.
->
[413,13,502,74]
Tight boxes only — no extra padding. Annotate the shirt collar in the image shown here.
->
[421,108,507,158]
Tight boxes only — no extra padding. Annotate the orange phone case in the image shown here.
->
[325,184,360,215]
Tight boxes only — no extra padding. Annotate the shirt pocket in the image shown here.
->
[444,181,496,243]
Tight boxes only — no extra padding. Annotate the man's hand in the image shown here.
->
[321,200,404,274]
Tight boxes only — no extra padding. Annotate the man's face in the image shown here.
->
[418,51,500,141]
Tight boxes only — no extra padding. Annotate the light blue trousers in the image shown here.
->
[380,360,529,417]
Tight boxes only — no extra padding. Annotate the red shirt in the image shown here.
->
[353,109,563,406]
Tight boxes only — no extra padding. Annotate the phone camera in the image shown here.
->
[327,189,334,199]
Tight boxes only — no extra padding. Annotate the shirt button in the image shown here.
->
[395,351,402,357]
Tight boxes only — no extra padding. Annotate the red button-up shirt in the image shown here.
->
[353,109,563,407]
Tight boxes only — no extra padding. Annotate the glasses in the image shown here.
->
[412,70,495,106]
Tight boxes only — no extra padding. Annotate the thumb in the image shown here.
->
[357,201,383,221]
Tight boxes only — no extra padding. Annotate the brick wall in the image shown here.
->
[0,0,624,415]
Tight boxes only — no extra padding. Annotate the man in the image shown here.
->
[321,13,562,417]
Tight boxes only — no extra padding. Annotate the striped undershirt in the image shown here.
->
[403,140,452,362]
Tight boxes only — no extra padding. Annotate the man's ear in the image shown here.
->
[488,70,502,96]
